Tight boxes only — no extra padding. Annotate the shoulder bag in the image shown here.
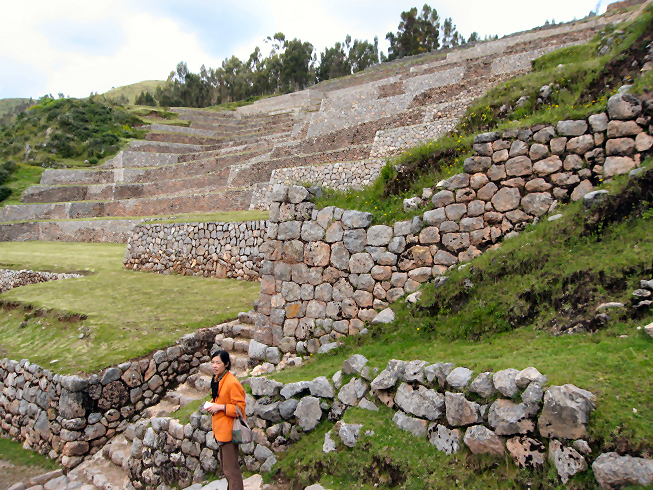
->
[231,406,252,444]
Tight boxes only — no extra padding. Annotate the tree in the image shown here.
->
[468,32,480,43]
[385,4,462,60]
[280,38,314,91]
[349,37,380,73]
[316,40,350,82]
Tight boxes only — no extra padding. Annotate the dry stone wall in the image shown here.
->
[0,326,227,471]
[122,354,613,489]
[0,219,138,243]
[251,93,653,355]
[124,220,267,280]
[0,269,82,293]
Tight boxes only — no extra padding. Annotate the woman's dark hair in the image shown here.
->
[210,349,231,370]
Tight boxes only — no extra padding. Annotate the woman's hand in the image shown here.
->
[206,403,224,414]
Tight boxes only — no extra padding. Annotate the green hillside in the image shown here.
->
[99,80,166,104]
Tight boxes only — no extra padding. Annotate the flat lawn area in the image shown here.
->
[0,241,260,374]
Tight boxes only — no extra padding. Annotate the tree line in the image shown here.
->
[136,4,496,109]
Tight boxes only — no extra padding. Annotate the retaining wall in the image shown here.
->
[0,327,229,470]
[251,94,653,354]
[124,355,600,489]
[123,220,267,280]
[0,220,139,243]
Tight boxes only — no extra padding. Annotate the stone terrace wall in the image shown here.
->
[0,220,139,243]
[250,159,385,210]
[124,220,267,280]
[251,93,653,355]
[123,355,604,489]
[0,329,218,470]
[0,269,82,293]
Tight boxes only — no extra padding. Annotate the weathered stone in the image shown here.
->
[371,308,395,325]
[505,156,532,176]
[509,140,529,157]
[441,173,470,190]
[338,378,367,406]
[446,367,473,390]
[538,384,595,439]
[549,440,587,484]
[464,425,504,456]
[338,422,362,448]
[309,376,334,398]
[395,383,444,420]
[419,227,440,244]
[477,182,498,201]
[488,399,535,435]
[636,131,653,152]
[367,225,393,246]
[592,452,653,490]
[521,192,553,217]
[607,93,642,120]
[464,156,492,173]
[342,210,373,229]
[61,375,88,393]
[506,436,546,468]
[603,156,636,177]
[469,372,497,398]
[493,368,520,398]
[529,143,550,161]
[349,253,374,274]
[392,410,428,437]
[557,120,588,136]
[588,113,609,132]
[583,189,610,208]
[445,392,481,426]
[370,359,406,390]
[491,187,521,212]
[571,180,594,201]
[280,381,309,400]
[343,354,368,375]
[533,155,562,175]
[427,424,461,454]
[515,367,548,388]
[294,396,322,431]
[566,135,595,154]
[343,229,367,254]
[248,377,283,397]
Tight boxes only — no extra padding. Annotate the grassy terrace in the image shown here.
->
[0,241,260,374]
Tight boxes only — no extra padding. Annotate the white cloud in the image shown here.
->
[0,0,630,99]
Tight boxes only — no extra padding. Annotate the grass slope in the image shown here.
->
[100,80,166,104]
[0,242,260,374]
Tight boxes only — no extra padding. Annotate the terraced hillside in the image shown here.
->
[0,9,632,243]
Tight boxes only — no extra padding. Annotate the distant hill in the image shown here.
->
[0,98,33,123]
[99,80,166,104]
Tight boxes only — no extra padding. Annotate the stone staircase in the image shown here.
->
[0,10,630,244]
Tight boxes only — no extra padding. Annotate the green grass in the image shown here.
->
[100,80,166,105]
[0,242,260,374]
[0,436,60,470]
[1,164,44,206]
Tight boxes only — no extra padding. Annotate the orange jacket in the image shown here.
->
[211,371,247,442]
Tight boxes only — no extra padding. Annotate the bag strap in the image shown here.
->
[235,405,246,420]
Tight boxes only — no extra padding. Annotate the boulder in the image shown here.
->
[248,340,268,362]
[445,392,481,426]
[392,410,428,437]
[294,396,323,431]
[343,354,368,375]
[342,210,374,229]
[446,367,473,390]
[488,399,535,435]
[371,308,395,325]
[338,422,362,448]
[506,436,546,468]
[515,367,547,388]
[592,452,653,490]
[607,93,642,120]
[248,377,283,397]
[280,381,310,399]
[338,378,368,406]
[538,384,595,439]
[493,368,520,398]
[549,440,587,484]
[583,190,610,209]
[309,377,335,398]
[463,425,504,456]
[370,359,407,390]
[403,360,429,384]
[323,430,337,453]
[469,372,497,398]
[395,383,445,421]
[427,424,461,455]
[557,120,588,136]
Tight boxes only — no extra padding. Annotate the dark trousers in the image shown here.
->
[219,442,244,490]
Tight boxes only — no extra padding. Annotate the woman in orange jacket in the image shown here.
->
[206,350,246,490]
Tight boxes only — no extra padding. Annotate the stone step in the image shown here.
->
[67,437,133,490]
[40,151,252,186]
[129,140,221,154]
[0,188,254,222]
[22,171,232,204]
[145,131,223,147]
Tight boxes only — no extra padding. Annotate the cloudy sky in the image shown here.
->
[0,0,621,100]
